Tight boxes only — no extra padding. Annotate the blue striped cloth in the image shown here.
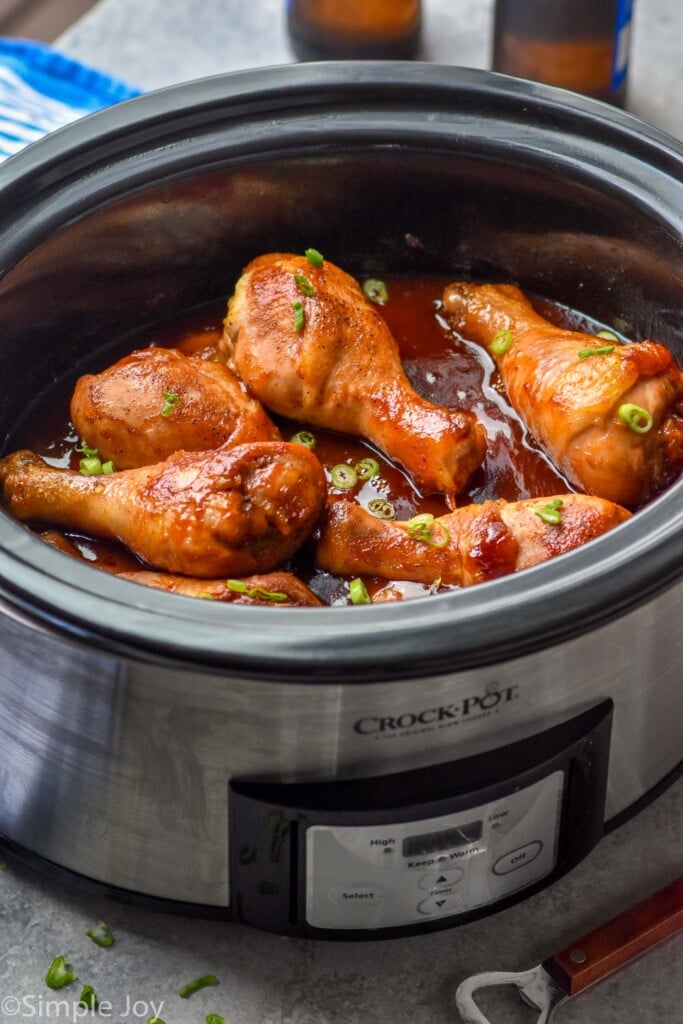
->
[0,38,140,161]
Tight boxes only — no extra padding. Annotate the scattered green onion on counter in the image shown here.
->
[45,955,77,990]
[618,403,653,434]
[330,463,358,490]
[349,578,371,605]
[362,279,389,305]
[78,985,100,1010]
[533,497,564,526]
[86,922,115,948]
[206,1015,225,1024]
[179,974,219,999]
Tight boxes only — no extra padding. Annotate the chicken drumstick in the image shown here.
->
[117,570,324,606]
[316,495,630,586]
[443,282,683,505]
[0,442,326,577]
[223,254,486,497]
[71,346,280,470]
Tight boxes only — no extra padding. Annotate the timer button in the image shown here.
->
[492,841,543,876]
[418,868,464,892]
[417,893,461,917]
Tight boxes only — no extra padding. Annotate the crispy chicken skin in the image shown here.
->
[443,282,683,506]
[70,346,280,469]
[0,442,326,577]
[117,570,324,606]
[316,496,630,586]
[223,254,487,497]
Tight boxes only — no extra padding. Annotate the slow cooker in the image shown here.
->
[0,64,681,939]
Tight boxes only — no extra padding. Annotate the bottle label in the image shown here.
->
[611,0,633,91]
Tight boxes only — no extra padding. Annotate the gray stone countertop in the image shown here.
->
[0,3,681,1024]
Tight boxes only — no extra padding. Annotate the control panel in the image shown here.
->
[229,701,612,938]
[305,771,563,929]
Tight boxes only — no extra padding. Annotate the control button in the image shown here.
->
[328,886,385,906]
[417,894,461,916]
[419,868,464,892]
[492,841,543,876]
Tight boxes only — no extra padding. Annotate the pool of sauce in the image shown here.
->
[9,277,614,605]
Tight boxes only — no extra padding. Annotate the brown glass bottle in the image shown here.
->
[492,0,634,106]
[287,0,422,61]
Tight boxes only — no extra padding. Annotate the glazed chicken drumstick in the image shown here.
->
[117,570,324,606]
[223,254,487,497]
[0,442,326,577]
[71,346,280,470]
[316,495,630,586]
[443,282,683,506]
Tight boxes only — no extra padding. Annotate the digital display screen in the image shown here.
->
[402,820,483,858]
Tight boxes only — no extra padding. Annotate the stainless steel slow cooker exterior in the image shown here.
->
[0,64,681,931]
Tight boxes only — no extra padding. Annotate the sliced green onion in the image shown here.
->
[206,1015,225,1024]
[78,985,100,1010]
[349,578,371,605]
[101,460,116,474]
[79,455,103,475]
[330,463,358,490]
[491,328,514,356]
[161,391,180,417]
[355,457,380,480]
[148,1017,167,1024]
[618,403,654,434]
[291,430,316,450]
[533,497,564,526]
[362,278,389,305]
[75,441,98,457]
[197,592,216,600]
[46,956,77,990]
[596,329,619,341]
[577,345,615,359]
[226,580,288,603]
[368,498,396,520]
[405,513,450,548]
[429,577,442,594]
[0,855,6,871]
[305,248,324,268]
[294,273,315,297]
[292,299,305,332]
[179,975,219,999]
[86,922,115,948]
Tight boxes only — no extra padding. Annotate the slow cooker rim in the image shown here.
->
[0,62,681,680]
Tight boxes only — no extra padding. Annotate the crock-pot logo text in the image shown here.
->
[353,684,520,738]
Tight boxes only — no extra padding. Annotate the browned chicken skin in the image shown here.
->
[443,282,683,506]
[0,442,326,577]
[117,570,324,606]
[223,254,487,497]
[70,346,280,470]
[316,496,631,586]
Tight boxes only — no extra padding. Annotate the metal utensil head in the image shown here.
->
[455,964,568,1024]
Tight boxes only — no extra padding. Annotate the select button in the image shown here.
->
[328,886,385,906]
[492,841,543,876]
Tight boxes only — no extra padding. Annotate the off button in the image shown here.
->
[492,841,543,875]
[328,886,385,906]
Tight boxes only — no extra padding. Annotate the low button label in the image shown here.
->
[417,893,461,917]
[418,868,464,892]
[492,841,543,876]
[328,886,385,906]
